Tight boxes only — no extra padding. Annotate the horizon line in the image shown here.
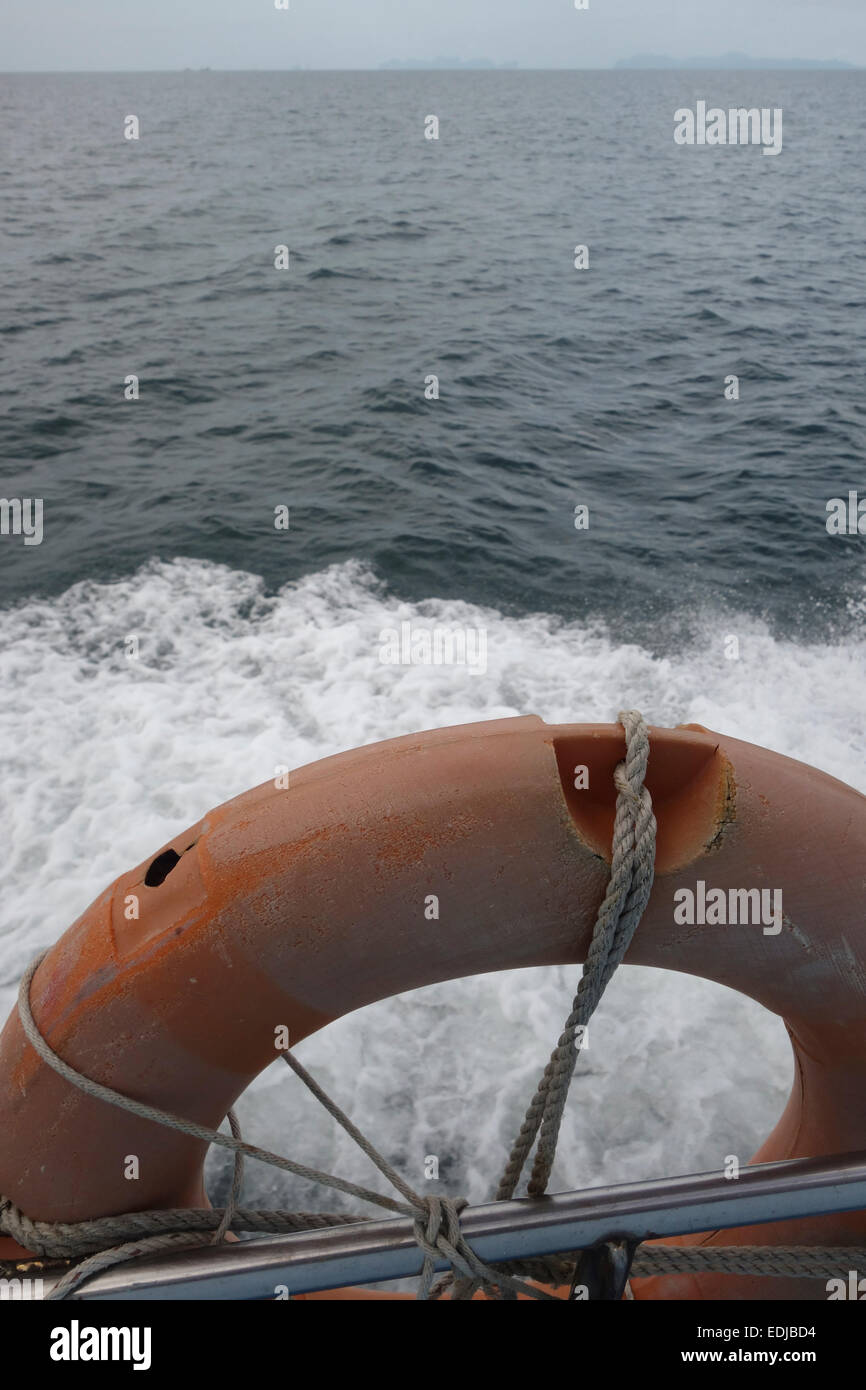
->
[1,64,863,74]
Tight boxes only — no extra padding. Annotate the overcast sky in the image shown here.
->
[2,0,864,72]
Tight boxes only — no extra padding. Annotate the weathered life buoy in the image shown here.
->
[1,715,864,1300]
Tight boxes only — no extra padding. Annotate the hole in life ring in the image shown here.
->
[144,848,182,887]
[553,726,731,874]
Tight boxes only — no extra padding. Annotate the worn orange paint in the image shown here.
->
[0,716,864,1300]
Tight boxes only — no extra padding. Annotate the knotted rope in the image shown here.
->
[431,708,656,1299]
[5,984,557,1301]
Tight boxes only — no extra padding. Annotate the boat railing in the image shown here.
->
[34,1147,866,1300]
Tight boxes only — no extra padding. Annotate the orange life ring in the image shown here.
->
[1,715,864,1300]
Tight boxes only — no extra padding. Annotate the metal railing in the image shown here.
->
[40,1148,866,1300]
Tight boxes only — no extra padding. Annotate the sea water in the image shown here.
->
[1,70,864,1216]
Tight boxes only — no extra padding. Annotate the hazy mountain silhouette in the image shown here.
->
[616,51,858,70]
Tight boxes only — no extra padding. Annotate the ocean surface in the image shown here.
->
[1,72,865,1229]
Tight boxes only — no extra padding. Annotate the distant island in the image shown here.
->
[616,52,859,71]
[379,57,519,70]
[377,52,858,72]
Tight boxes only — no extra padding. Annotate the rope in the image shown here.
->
[427,708,657,1300]
[496,709,656,1203]
[4,997,555,1300]
[0,1197,362,1259]
[7,958,571,1300]
[631,1245,866,1279]
[0,711,855,1299]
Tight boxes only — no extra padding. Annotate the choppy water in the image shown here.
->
[1,72,864,1224]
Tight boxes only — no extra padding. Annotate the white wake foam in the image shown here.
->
[1,558,863,1215]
